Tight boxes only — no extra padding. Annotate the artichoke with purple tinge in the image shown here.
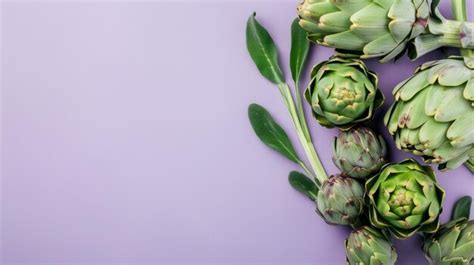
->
[333,127,387,179]
[317,174,365,226]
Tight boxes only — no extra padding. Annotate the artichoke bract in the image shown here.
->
[423,218,474,265]
[305,57,384,130]
[345,226,398,265]
[333,127,387,179]
[297,0,474,62]
[317,174,364,226]
[366,159,445,239]
[384,57,474,172]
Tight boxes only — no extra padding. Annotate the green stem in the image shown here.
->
[293,81,326,184]
[278,83,328,185]
[297,161,316,182]
[452,0,474,59]
[452,0,467,21]
[276,84,317,182]
[294,82,311,141]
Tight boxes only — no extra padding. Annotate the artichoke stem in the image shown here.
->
[451,0,474,60]
[410,19,474,60]
[436,20,474,48]
[451,0,468,21]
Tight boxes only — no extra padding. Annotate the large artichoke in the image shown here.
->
[366,159,446,239]
[317,174,364,225]
[297,0,474,62]
[305,57,384,130]
[423,218,474,265]
[333,127,387,179]
[384,57,474,172]
[345,226,398,265]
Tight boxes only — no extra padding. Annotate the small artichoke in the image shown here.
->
[333,127,387,179]
[297,0,474,62]
[366,159,445,239]
[317,174,364,226]
[305,57,384,130]
[345,226,398,265]
[384,57,474,172]
[423,218,474,265]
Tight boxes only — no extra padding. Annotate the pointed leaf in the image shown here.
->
[451,196,472,220]
[246,13,284,84]
[248,104,301,163]
[290,18,310,83]
[289,171,318,201]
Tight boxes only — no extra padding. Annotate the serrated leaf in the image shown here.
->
[246,12,284,84]
[451,196,472,220]
[290,18,310,83]
[248,103,300,163]
[289,171,318,201]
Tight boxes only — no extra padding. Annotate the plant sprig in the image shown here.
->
[246,13,328,190]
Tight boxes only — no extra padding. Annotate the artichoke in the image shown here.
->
[304,57,384,130]
[423,218,474,265]
[297,0,474,62]
[345,226,398,265]
[333,127,387,179]
[317,174,364,225]
[366,159,445,239]
[384,57,474,172]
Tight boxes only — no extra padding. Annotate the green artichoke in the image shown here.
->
[333,127,387,179]
[423,218,474,265]
[366,159,445,239]
[317,174,364,225]
[345,226,398,265]
[384,57,474,172]
[304,57,384,130]
[297,0,474,62]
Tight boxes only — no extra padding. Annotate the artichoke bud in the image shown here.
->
[333,127,387,179]
[317,174,364,226]
[305,57,384,130]
[297,0,431,62]
[423,218,474,265]
[345,226,398,265]
[366,159,446,239]
[384,57,474,172]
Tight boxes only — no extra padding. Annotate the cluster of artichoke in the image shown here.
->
[246,0,473,263]
[302,54,451,262]
[299,0,474,172]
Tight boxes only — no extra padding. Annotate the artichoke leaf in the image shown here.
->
[446,113,474,149]
[419,119,449,150]
[362,35,398,58]
[464,77,474,101]
[398,70,429,100]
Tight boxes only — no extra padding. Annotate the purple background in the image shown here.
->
[1,1,473,264]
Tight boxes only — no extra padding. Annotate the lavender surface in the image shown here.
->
[1,1,473,264]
